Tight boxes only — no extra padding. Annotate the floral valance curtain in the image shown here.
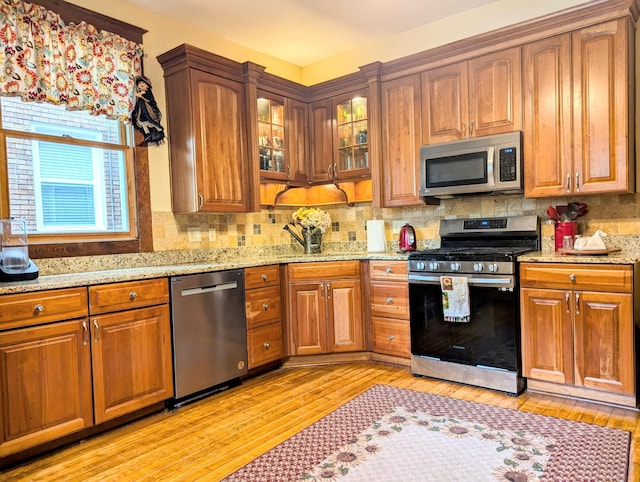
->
[0,0,143,120]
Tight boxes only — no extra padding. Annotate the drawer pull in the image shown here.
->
[386,297,393,304]
[386,267,392,274]
[82,321,89,346]
[262,303,269,310]
[93,319,100,343]
[261,274,268,281]
[388,335,395,341]
[33,304,45,313]
[263,341,270,350]
[568,274,576,282]
[129,291,138,300]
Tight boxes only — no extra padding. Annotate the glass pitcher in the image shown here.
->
[1,218,29,270]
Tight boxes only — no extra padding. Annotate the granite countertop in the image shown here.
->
[3,244,639,296]
[0,250,410,295]
[519,250,640,264]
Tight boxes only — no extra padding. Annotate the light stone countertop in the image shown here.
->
[3,243,639,296]
[0,250,411,295]
[518,250,640,265]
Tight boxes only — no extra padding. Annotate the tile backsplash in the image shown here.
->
[151,192,640,253]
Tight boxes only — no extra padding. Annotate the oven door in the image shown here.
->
[408,273,520,372]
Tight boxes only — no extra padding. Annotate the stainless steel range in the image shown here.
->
[408,215,539,395]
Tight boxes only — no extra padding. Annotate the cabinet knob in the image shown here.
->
[262,303,269,310]
[129,291,138,300]
[263,341,270,350]
[388,335,395,341]
[261,274,268,281]
[386,297,393,304]
[385,267,392,274]
[568,274,576,282]
[33,304,44,313]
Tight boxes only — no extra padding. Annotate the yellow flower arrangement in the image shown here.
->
[292,207,331,234]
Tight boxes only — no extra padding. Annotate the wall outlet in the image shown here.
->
[208,228,217,241]
[392,221,405,233]
[187,227,201,242]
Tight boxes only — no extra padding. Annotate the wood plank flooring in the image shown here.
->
[2,362,639,481]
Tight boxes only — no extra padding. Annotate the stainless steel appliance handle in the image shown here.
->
[181,281,238,296]
[408,273,514,289]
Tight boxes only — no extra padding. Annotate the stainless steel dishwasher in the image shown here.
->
[170,269,247,405]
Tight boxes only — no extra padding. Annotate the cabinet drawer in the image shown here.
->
[246,285,281,329]
[247,322,283,368]
[369,261,408,281]
[370,281,409,319]
[288,261,360,281]
[520,263,632,292]
[245,265,280,289]
[372,316,410,358]
[0,287,88,330]
[89,278,169,314]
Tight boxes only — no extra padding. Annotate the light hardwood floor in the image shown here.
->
[2,362,639,481]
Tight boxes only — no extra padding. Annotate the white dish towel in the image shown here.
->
[440,276,471,323]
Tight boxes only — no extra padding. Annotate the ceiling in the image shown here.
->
[121,0,501,66]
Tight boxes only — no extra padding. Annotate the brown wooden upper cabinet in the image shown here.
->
[257,92,309,184]
[158,45,251,213]
[380,75,423,207]
[309,90,370,183]
[421,48,522,144]
[523,19,633,197]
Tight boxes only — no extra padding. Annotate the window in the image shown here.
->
[0,96,138,245]
[0,0,150,257]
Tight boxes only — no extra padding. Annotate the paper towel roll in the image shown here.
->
[366,220,387,252]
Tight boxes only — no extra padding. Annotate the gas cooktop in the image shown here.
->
[408,246,534,261]
[408,215,539,265]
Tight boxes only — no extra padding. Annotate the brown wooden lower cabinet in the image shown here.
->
[245,265,284,369]
[287,261,364,355]
[520,262,636,407]
[0,279,173,459]
[90,305,173,424]
[0,319,93,458]
[369,261,410,359]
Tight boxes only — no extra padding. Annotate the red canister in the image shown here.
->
[555,221,577,251]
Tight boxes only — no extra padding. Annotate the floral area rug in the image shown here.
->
[223,385,630,482]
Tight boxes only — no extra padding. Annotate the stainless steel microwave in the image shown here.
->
[419,131,523,199]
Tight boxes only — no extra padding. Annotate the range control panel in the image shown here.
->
[463,218,508,230]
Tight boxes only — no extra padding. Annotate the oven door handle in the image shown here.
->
[408,273,514,289]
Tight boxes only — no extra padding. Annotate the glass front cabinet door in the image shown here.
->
[333,92,369,180]
[258,94,286,179]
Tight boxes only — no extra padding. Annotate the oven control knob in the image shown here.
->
[428,262,439,271]
[473,263,484,272]
[450,262,461,272]
[488,263,499,272]
[415,261,426,270]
